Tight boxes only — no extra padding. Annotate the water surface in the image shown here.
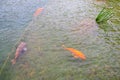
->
[0,0,120,80]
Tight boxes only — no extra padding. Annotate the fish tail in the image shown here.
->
[11,59,16,65]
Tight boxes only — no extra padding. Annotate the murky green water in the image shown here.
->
[0,0,47,79]
[0,0,120,80]
[0,0,47,58]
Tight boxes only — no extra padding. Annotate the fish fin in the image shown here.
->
[74,56,79,58]
[11,59,16,65]
[62,45,67,49]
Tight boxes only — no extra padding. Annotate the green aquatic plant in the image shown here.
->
[96,7,113,23]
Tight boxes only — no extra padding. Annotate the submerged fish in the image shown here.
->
[11,42,27,65]
[62,45,86,60]
[33,7,43,17]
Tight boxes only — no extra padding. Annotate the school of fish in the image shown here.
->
[11,7,86,65]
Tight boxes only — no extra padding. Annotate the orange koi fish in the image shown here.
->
[62,45,86,60]
[33,7,43,17]
[11,42,27,65]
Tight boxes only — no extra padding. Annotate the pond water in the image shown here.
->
[0,0,120,80]
[0,0,47,62]
[0,0,47,79]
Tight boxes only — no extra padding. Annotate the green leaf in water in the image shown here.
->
[96,7,113,23]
